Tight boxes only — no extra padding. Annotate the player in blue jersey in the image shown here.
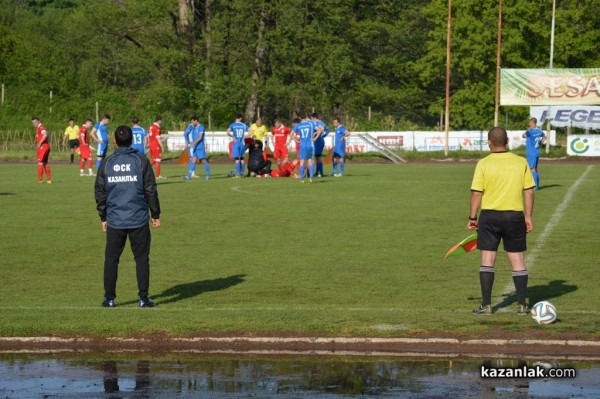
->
[332,117,350,177]
[227,114,250,177]
[310,112,330,177]
[292,112,320,183]
[130,117,148,156]
[91,114,111,170]
[522,117,546,190]
[183,116,211,180]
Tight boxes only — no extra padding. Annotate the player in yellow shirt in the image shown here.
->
[62,118,80,165]
[467,127,535,316]
[250,118,269,149]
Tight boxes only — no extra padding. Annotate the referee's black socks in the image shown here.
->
[512,270,529,305]
[479,266,495,307]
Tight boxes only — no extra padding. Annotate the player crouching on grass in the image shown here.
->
[246,139,272,177]
[95,125,161,308]
[468,127,535,316]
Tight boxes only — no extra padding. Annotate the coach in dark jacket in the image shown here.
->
[95,125,161,308]
[246,139,271,176]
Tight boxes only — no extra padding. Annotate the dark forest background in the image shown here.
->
[0,0,597,131]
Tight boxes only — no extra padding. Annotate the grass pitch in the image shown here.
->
[0,161,598,338]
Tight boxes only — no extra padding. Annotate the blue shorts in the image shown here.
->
[526,155,539,169]
[333,144,346,158]
[314,138,325,156]
[232,142,246,159]
[97,143,108,158]
[131,145,146,156]
[191,144,207,160]
[299,146,314,160]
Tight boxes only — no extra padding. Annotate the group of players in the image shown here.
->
[32,111,350,183]
[33,115,166,183]
[183,111,351,183]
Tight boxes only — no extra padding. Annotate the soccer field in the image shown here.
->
[0,162,598,338]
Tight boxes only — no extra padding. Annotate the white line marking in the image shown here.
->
[1,306,600,314]
[499,165,594,306]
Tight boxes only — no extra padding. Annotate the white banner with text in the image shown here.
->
[167,130,556,154]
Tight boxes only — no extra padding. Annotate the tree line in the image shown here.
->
[0,0,597,132]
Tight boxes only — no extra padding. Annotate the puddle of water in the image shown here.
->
[1,355,599,398]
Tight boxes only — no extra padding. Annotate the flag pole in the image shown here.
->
[494,0,503,127]
[444,0,452,156]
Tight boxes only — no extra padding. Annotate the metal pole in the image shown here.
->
[545,0,556,154]
[95,102,99,122]
[550,0,556,68]
[494,0,503,127]
[444,0,452,156]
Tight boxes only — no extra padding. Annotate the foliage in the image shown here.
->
[0,0,597,131]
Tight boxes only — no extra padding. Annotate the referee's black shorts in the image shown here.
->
[69,139,80,149]
[477,210,527,252]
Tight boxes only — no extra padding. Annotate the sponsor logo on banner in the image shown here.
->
[531,106,600,129]
[501,68,600,105]
[567,135,600,156]
[377,135,403,147]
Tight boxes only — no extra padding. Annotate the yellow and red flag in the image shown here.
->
[445,233,478,259]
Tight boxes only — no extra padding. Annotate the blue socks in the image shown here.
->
[235,162,245,176]
[204,161,210,177]
[299,165,305,180]
[340,162,345,175]
[533,171,539,189]
[187,160,196,177]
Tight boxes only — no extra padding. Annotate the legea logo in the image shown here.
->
[570,138,590,154]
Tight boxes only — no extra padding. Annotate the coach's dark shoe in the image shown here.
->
[472,304,492,315]
[517,304,530,316]
[102,298,115,308]
[139,297,155,308]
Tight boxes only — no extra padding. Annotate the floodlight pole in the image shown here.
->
[444,0,452,156]
[494,0,503,127]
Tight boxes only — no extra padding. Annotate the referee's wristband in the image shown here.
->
[468,216,478,221]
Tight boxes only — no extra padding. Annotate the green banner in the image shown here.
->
[501,68,600,105]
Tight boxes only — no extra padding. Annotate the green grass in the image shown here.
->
[0,161,598,338]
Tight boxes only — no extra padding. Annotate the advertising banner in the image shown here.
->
[501,68,600,105]
[530,106,600,129]
[167,130,555,154]
[567,135,600,156]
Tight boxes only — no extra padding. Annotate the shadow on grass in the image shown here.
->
[156,274,246,305]
[494,280,577,311]
[538,184,562,190]
[119,274,246,306]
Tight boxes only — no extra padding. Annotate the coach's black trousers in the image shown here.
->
[104,223,151,300]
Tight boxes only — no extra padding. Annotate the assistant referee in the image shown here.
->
[467,127,535,316]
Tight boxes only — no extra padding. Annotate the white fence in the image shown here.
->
[166,130,557,153]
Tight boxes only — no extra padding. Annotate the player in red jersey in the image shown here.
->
[271,159,300,178]
[291,117,301,158]
[148,116,165,179]
[271,118,291,167]
[32,116,52,184]
[78,119,94,176]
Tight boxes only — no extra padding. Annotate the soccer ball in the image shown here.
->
[531,301,558,325]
